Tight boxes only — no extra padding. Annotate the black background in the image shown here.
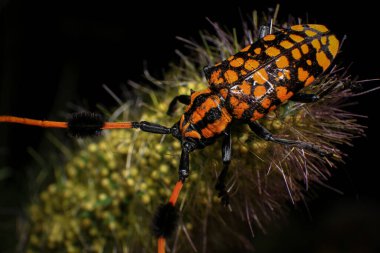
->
[0,0,379,252]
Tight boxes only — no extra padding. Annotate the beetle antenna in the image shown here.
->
[0,111,171,138]
[152,180,183,253]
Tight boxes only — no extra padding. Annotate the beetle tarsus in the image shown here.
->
[215,175,230,207]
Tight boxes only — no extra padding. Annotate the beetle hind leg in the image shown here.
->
[249,121,330,156]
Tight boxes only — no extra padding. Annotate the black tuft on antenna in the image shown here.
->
[152,203,179,238]
[67,112,105,137]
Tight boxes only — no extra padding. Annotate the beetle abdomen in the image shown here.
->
[204,24,339,122]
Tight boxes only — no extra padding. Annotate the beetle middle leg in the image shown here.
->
[248,121,329,156]
[167,95,191,116]
[215,127,232,208]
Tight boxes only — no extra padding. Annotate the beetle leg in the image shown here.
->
[215,127,232,207]
[179,147,191,181]
[167,95,191,116]
[249,121,330,156]
[290,93,319,103]
[258,25,271,38]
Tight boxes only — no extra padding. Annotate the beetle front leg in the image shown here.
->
[215,127,232,207]
[249,121,329,156]
[167,95,191,116]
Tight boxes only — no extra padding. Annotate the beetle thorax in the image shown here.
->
[177,88,232,147]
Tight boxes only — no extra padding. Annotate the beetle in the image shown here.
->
[164,24,339,205]
[0,24,339,253]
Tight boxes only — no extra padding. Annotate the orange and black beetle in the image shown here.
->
[168,24,338,197]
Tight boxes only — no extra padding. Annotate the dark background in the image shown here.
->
[0,0,379,252]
